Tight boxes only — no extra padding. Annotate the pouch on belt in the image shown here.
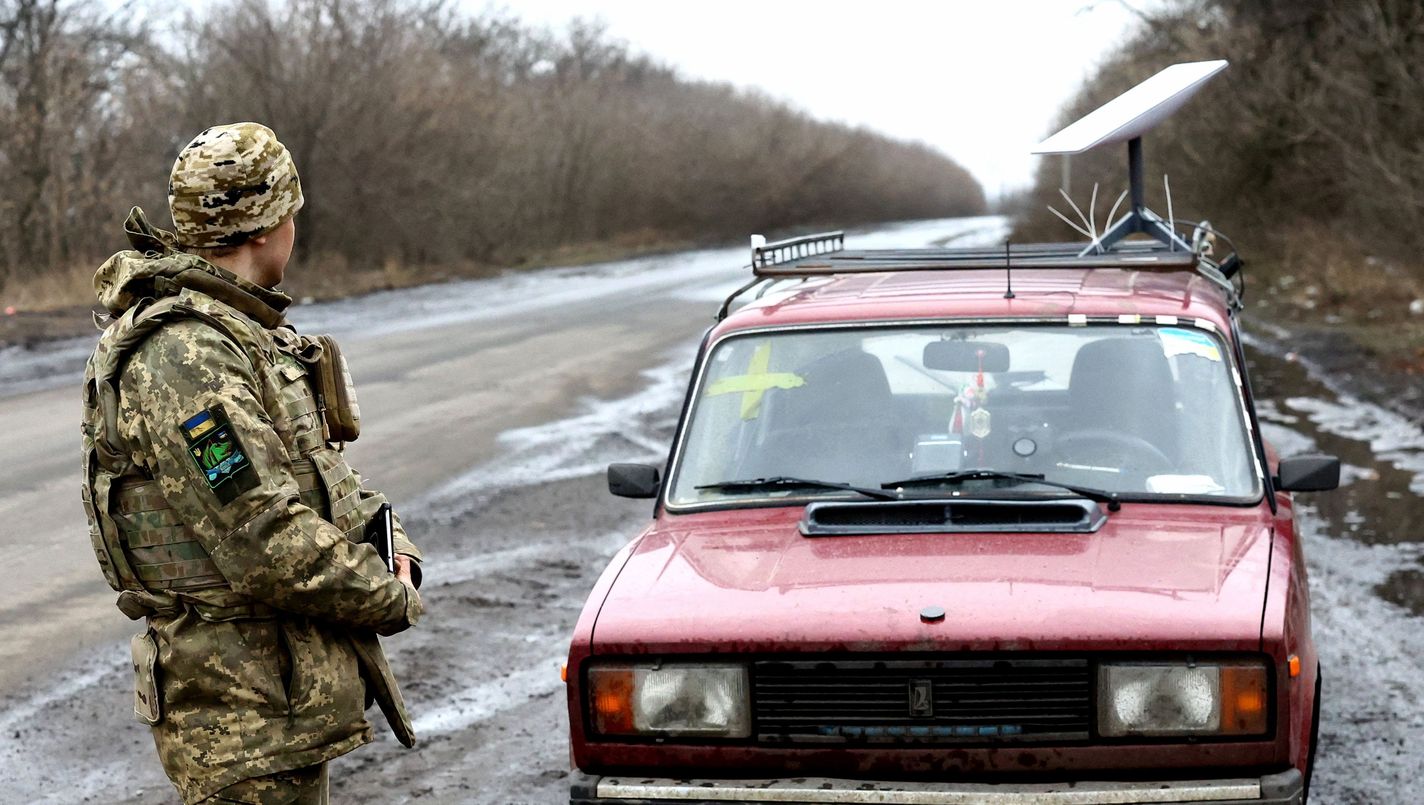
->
[131,630,161,725]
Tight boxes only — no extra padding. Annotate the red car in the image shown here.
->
[563,231,1337,804]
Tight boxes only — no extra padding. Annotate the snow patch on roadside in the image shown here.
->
[0,649,123,738]
[0,647,131,798]
[1284,395,1424,495]
[412,653,565,736]
[31,758,140,805]
[1243,326,1424,494]
[1256,401,1318,458]
[291,248,739,341]
[1303,507,1424,801]
[411,354,691,523]
[0,335,95,398]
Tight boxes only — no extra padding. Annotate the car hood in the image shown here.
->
[591,503,1273,654]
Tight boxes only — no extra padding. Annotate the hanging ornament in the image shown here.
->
[970,407,992,439]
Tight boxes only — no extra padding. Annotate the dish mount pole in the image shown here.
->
[1128,136,1144,218]
[1084,135,1190,255]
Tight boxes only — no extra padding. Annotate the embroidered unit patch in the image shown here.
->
[181,407,258,504]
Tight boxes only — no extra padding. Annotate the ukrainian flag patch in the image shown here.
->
[181,406,258,504]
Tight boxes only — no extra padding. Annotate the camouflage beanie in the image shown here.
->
[168,122,303,249]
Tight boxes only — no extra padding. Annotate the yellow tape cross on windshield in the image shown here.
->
[704,342,804,419]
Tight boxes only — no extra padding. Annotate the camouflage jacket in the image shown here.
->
[81,219,423,803]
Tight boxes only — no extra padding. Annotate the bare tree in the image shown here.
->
[0,0,140,291]
[1,0,986,302]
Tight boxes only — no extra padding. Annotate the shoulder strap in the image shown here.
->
[89,297,256,475]
[158,268,287,330]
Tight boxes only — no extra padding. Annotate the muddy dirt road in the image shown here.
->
[1,216,1421,803]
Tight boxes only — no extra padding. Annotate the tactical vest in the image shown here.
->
[81,288,364,622]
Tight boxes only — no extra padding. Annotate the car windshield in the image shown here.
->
[668,324,1261,507]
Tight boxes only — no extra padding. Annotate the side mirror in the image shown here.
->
[608,463,660,499]
[1276,455,1340,492]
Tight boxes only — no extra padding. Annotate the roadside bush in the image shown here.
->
[1013,0,1424,321]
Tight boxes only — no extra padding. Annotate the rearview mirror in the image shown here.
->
[924,340,1010,373]
[608,463,660,498]
[1276,455,1340,492]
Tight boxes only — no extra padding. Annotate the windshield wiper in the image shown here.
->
[880,469,1121,510]
[697,476,898,501]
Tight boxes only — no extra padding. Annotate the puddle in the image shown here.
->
[1245,328,1424,621]
[1378,565,1424,617]
[1245,342,1424,551]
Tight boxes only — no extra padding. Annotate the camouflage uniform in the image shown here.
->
[205,764,328,804]
[81,125,423,804]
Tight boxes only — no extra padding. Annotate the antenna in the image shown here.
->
[1164,174,1175,246]
[1034,60,1228,256]
[1002,240,1015,299]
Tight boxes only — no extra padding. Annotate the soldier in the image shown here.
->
[80,123,424,804]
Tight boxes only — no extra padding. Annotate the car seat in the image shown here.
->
[1062,336,1180,469]
[740,349,905,487]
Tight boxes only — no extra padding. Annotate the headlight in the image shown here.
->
[587,663,750,738]
[1098,662,1268,737]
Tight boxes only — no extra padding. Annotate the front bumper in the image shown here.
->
[569,769,1303,805]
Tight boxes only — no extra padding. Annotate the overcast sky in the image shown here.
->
[496,1,1145,199]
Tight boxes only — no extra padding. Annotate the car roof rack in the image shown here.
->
[718,59,1244,321]
[753,234,1198,276]
[716,229,1240,320]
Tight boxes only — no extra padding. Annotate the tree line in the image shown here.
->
[0,0,986,301]
[1013,0,1424,306]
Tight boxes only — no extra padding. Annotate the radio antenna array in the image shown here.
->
[1034,60,1228,257]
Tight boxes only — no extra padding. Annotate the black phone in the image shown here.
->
[363,502,396,574]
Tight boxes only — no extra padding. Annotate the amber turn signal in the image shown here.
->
[587,667,635,735]
[1219,665,1268,735]
[1288,655,1301,678]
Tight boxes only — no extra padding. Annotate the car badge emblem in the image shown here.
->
[908,679,934,717]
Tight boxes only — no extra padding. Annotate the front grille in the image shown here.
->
[753,658,1091,744]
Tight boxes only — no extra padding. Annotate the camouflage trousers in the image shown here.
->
[197,763,328,805]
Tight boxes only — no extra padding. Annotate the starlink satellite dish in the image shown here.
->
[1035,59,1228,254]
[1035,60,1228,155]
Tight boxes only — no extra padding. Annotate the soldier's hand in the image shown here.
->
[394,554,423,630]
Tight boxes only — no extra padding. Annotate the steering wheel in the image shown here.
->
[1053,429,1174,477]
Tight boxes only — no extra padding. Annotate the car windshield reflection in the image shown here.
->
[669,324,1260,507]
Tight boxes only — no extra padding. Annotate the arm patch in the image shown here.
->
[181,407,260,504]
